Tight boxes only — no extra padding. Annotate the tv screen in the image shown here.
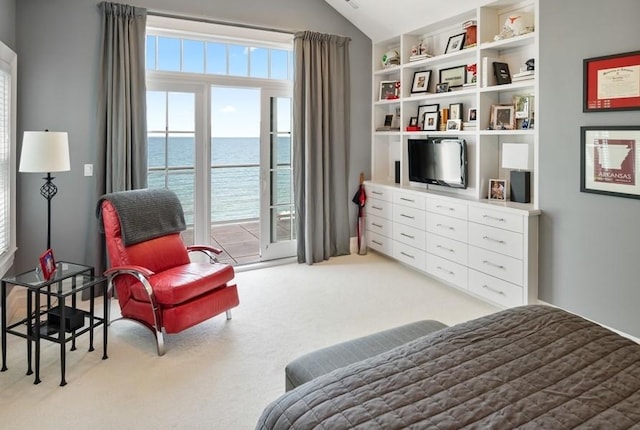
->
[408,138,467,188]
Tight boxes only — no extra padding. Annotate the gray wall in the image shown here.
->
[0,0,15,49]
[539,0,640,337]
[14,0,371,272]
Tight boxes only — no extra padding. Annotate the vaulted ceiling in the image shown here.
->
[323,0,493,42]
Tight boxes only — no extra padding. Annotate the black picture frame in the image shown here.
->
[410,70,432,94]
[493,61,512,85]
[435,82,449,93]
[422,112,439,131]
[409,117,418,127]
[580,125,640,199]
[379,80,399,101]
[416,104,439,128]
[445,32,466,54]
[583,50,640,112]
[449,103,463,120]
[439,65,466,88]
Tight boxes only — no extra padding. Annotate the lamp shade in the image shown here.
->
[501,143,530,170]
[19,131,70,173]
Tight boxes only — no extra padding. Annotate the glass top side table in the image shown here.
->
[1,261,108,386]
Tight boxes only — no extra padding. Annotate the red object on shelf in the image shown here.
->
[406,126,421,131]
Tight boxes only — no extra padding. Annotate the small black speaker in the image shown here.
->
[394,161,400,184]
[510,170,530,203]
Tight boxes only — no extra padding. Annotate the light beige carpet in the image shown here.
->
[0,252,498,429]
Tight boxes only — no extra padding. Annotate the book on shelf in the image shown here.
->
[512,75,535,82]
[409,54,433,62]
[462,19,477,28]
[513,70,535,78]
[481,56,500,87]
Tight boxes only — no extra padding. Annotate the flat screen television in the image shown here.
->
[408,138,468,188]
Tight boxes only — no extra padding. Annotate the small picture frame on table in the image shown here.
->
[468,108,477,122]
[409,117,418,127]
[379,80,400,101]
[39,248,56,281]
[449,103,463,120]
[446,119,462,131]
[445,33,466,54]
[488,179,508,201]
[493,61,512,85]
[411,70,431,94]
[422,112,439,131]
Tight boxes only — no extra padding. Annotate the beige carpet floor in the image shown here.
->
[0,252,499,429]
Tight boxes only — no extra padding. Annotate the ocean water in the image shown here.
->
[148,136,292,224]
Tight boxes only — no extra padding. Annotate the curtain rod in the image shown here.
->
[147,11,299,35]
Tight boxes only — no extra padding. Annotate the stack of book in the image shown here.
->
[463,122,477,131]
[512,70,535,82]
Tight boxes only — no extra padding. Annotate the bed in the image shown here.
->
[256,305,640,429]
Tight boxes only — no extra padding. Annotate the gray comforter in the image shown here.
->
[256,305,640,429]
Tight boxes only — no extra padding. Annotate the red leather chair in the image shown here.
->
[98,188,239,355]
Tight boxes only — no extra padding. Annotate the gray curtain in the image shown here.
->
[97,1,147,194]
[93,2,147,278]
[293,31,351,264]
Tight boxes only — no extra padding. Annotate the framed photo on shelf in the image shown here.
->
[490,104,516,130]
[409,116,418,127]
[435,82,449,93]
[446,119,462,131]
[439,65,466,89]
[449,103,463,120]
[445,33,466,54]
[416,103,439,128]
[493,61,512,85]
[580,125,640,199]
[467,107,477,122]
[488,179,508,201]
[410,70,432,94]
[39,248,56,281]
[583,50,640,112]
[422,112,439,131]
[379,80,400,101]
[514,95,533,119]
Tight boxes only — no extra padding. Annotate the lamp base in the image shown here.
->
[509,171,530,203]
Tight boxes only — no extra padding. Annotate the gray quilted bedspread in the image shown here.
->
[256,305,640,429]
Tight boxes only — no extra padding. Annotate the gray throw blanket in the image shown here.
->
[97,188,186,246]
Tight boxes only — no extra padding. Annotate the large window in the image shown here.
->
[0,41,17,277]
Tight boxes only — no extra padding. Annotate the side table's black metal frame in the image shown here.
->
[1,262,108,386]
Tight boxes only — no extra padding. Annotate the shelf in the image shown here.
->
[479,129,535,136]
[403,47,477,70]
[480,32,535,51]
[480,80,535,93]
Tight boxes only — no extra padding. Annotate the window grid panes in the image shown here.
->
[146,35,292,80]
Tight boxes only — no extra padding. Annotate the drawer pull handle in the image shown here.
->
[400,233,415,239]
[372,191,383,195]
[400,252,415,259]
[401,214,415,220]
[372,223,383,228]
[372,240,383,246]
[482,260,505,270]
[436,223,454,231]
[372,206,382,211]
[400,197,415,203]
[483,214,506,222]
[436,266,454,276]
[483,236,505,244]
[436,205,454,211]
[436,245,454,253]
[482,284,506,296]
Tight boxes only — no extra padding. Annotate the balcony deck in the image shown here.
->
[211,221,260,265]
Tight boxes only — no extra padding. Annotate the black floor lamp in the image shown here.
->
[19,130,70,251]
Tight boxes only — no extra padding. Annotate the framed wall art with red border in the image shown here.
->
[583,50,640,112]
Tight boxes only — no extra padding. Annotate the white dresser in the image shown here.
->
[364,182,539,308]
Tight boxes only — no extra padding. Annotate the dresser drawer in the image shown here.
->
[468,222,523,259]
[426,232,468,265]
[393,204,426,230]
[393,190,426,210]
[426,254,468,290]
[366,214,392,238]
[368,231,392,255]
[426,197,468,220]
[393,223,426,250]
[468,246,523,285]
[367,198,392,220]
[393,241,426,271]
[468,269,524,308]
[426,212,467,243]
[468,205,523,233]
[365,184,392,202]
